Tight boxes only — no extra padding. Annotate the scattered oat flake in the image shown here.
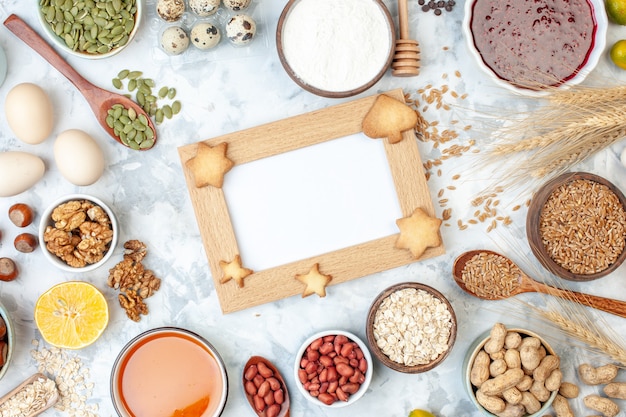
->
[30,340,98,417]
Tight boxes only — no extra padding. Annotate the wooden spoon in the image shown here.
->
[0,373,58,417]
[453,249,626,318]
[242,356,290,417]
[3,14,156,150]
[392,0,420,77]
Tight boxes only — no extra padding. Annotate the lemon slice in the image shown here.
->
[408,410,436,417]
[35,281,109,349]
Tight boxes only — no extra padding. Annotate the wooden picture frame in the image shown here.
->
[178,89,445,313]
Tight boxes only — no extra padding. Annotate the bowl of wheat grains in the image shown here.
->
[527,172,626,281]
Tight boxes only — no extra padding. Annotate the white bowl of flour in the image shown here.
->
[277,0,395,98]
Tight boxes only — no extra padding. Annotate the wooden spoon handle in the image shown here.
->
[535,283,626,318]
[4,14,93,92]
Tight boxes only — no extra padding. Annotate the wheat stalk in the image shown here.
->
[491,101,626,156]
[532,127,626,177]
[549,85,626,106]
[475,87,626,196]
[534,308,626,366]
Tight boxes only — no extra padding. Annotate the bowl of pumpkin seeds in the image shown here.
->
[37,0,142,59]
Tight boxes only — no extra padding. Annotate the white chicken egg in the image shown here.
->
[5,83,54,144]
[0,151,45,197]
[54,129,105,186]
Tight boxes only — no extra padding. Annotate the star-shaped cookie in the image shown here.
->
[186,142,234,188]
[395,208,442,258]
[295,263,332,298]
[219,255,253,288]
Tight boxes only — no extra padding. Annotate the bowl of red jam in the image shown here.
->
[463,0,607,95]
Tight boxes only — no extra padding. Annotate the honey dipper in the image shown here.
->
[392,0,420,77]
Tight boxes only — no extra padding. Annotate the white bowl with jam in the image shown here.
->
[111,327,228,417]
[463,0,607,95]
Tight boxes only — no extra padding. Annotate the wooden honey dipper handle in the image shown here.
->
[392,0,420,77]
[398,0,410,40]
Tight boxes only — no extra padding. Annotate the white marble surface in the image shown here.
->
[0,0,625,416]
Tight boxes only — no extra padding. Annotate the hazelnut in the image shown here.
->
[0,258,18,281]
[14,233,37,253]
[8,203,34,227]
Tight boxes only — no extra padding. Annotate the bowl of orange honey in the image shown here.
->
[111,327,228,417]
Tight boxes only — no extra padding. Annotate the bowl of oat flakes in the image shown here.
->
[366,282,457,373]
[39,194,118,273]
[526,172,626,281]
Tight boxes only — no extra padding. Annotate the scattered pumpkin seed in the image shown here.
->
[112,78,123,89]
[172,100,181,115]
[162,105,173,119]
[167,88,176,100]
[155,109,164,124]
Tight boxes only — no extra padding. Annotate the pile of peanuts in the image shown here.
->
[243,359,286,417]
[557,363,624,417]
[297,334,368,405]
[469,323,561,416]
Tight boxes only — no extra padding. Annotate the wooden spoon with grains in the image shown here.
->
[453,249,626,318]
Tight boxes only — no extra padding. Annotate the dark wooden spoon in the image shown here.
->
[3,14,156,150]
[453,249,626,318]
[242,356,290,417]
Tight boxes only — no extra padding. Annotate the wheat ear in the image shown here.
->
[549,85,626,106]
[538,309,626,366]
[532,127,626,177]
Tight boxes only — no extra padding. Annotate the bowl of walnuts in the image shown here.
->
[38,194,118,273]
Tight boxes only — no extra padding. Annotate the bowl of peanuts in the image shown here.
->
[526,172,626,282]
[463,323,559,417]
[366,282,457,373]
[294,330,372,408]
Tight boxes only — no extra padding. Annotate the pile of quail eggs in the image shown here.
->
[157,0,257,55]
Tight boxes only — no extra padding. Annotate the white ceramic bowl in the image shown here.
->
[463,327,558,417]
[111,327,229,417]
[38,194,118,273]
[0,301,14,381]
[36,0,142,59]
[463,0,607,96]
[294,329,373,408]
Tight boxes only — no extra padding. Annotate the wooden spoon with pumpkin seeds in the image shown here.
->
[3,14,157,150]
